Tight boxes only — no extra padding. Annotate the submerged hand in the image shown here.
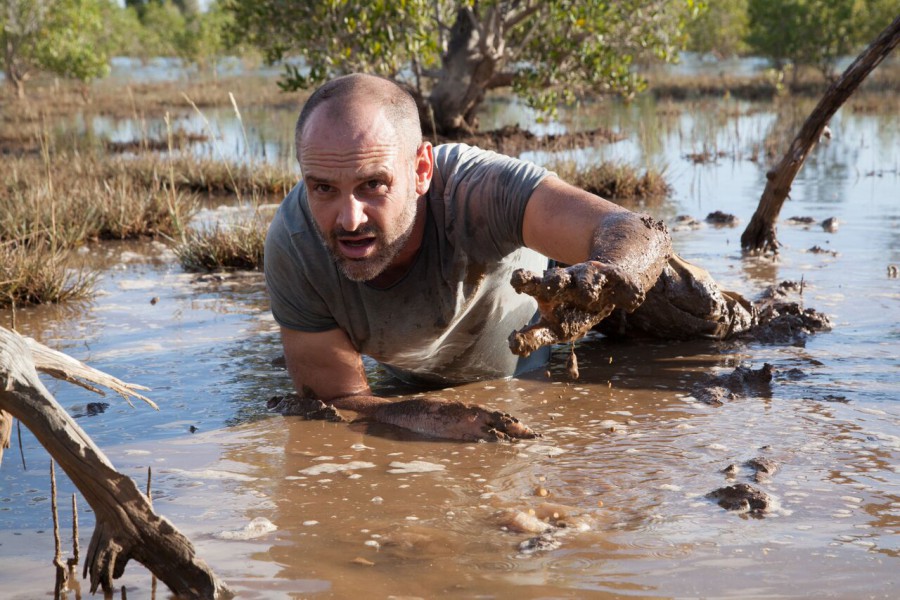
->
[508,261,644,356]
[371,398,537,442]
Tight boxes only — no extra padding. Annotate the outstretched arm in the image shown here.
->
[510,176,672,355]
[278,326,535,441]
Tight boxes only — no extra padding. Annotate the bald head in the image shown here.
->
[295,74,423,162]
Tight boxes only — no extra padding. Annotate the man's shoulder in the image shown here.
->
[269,181,310,239]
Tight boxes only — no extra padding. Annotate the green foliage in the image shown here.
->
[116,0,236,68]
[507,1,702,113]
[33,0,111,83]
[0,0,113,96]
[746,0,887,79]
[685,0,749,57]
[224,0,440,90]
[224,0,701,133]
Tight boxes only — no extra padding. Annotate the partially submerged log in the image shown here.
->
[741,14,900,254]
[0,326,230,599]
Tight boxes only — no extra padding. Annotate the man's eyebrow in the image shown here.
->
[303,173,332,185]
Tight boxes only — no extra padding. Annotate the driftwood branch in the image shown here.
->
[740,14,900,254]
[0,326,230,599]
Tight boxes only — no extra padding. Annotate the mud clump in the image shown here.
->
[740,281,833,345]
[807,245,838,256]
[705,211,739,226]
[746,456,778,482]
[746,301,833,345]
[672,215,702,230]
[821,217,839,233]
[690,363,774,406]
[706,483,770,515]
[786,215,816,225]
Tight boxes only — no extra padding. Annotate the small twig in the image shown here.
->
[69,493,80,568]
[17,418,26,471]
[51,461,69,594]
[147,466,158,595]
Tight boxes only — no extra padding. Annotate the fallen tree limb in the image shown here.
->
[740,14,900,254]
[0,326,230,599]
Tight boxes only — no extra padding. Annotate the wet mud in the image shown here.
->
[706,483,771,516]
[690,363,774,406]
[705,210,739,226]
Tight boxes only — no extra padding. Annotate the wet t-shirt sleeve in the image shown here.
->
[263,185,338,332]
[434,144,550,260]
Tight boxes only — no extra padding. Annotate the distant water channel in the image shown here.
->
[1,79,898,598]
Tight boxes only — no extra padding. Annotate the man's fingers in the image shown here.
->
[508,323,560,357]
[485,410,538,439]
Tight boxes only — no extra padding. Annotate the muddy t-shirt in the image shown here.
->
[264,143,550,385]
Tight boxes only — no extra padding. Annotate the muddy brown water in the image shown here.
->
[2,95,899,598]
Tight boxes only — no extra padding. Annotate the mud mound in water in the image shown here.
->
[690,363,774,406]
[740,281,834,345]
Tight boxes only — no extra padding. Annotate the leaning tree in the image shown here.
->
[223,0,700,135]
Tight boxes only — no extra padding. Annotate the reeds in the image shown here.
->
[550,161,671,203]
[174,217,267,272]
[0,240,96,308]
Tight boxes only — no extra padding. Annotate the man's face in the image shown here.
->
[299,105,430,283]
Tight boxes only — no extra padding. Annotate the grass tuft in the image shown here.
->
[550,161,671,202]
[0,240,96,308]
[174,217,268,272]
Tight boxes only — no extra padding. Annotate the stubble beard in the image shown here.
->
[319,194,418,283]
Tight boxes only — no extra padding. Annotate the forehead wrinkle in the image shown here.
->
[300,141,402,181]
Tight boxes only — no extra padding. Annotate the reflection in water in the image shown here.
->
[1,95,898,598]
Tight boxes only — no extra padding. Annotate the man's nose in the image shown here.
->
[338,194,368,232]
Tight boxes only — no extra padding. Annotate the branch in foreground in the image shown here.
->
[0,326,230,599]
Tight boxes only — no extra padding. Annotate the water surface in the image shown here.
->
[1,91,898,599]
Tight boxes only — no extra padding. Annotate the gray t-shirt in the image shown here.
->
[264,143,550,385]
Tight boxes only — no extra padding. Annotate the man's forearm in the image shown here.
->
[588,212,672,312]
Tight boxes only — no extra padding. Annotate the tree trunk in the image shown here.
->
[741,14,900,254]
[427,6,505,136]
[0,326,231,599]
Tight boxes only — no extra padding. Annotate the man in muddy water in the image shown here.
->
[264,73,753,441]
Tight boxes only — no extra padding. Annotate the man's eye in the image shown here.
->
[312,183,332,193]
[366,180,387,191]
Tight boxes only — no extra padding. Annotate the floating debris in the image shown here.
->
[298,461,375,476]
[214,517,277,540]
[387,460,446,474]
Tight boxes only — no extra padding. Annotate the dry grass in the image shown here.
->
[1,152,198,245]
[551,161,671,203]
[0,240,96,308]
[174,217,267,272]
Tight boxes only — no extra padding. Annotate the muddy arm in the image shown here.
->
[510,177,672,356]
[0,326,230,599]
[270,393,536,441]
[278,327,536,441]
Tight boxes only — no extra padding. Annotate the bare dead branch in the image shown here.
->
[0,326,230,599]
[741,14,900,253]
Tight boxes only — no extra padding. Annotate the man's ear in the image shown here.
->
[414,142,434,196]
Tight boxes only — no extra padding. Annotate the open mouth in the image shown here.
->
[337,236,377,259]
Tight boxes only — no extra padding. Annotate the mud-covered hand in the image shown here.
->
[507,261,647,356]
[371,398,538,442]
[509,213,672,356]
